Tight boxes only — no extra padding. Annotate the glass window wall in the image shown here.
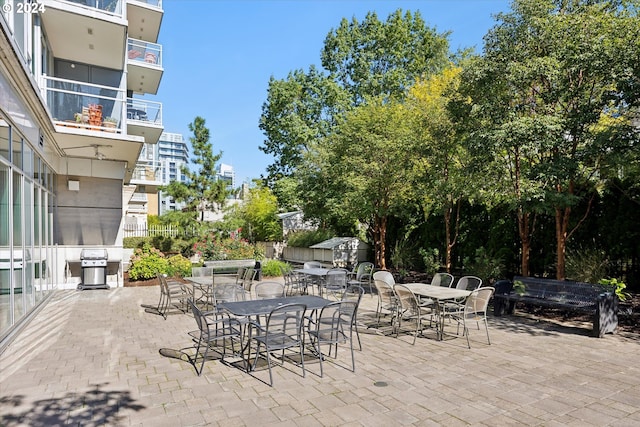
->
[0,113,55,339]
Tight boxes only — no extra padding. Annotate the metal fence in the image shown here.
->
[123,224,203,238]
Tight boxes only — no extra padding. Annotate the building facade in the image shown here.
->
[0,0,164,347]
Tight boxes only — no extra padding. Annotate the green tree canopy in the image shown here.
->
[161,116,228,222]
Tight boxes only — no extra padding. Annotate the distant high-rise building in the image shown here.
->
[217,163,235,196]
[158,132,189,214]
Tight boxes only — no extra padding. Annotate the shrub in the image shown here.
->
[286,229,333,248]
[463,247,505,285]
[128,244,169,281]
[566,247,609,284]
[419,248,441,276]
[166,254,192,278]
[599,278,630,302]
[193,233,264,261]
[261,259,290,277]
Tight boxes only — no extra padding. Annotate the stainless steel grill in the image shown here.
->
[79,248,109,290]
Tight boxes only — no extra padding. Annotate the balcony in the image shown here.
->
[40,0,127,70]
[127,0,163,43]
[127,38,164,95]
[127,98,163,144]
[130,162,163,193]
[41,75,144,168]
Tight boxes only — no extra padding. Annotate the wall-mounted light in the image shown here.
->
[68,180,80,191]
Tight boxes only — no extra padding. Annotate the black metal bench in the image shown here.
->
[493,276,618,337]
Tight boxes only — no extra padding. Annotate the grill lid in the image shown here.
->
[80,248,108,260]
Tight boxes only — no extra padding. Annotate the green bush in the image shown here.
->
[286,229,333,248]
[566,247,609,284]
[193,233,264,261]
[128,244,169,281]
[599,278,630,302]
[166,254,192,278]
[261,259,290,277]
[123,236,150,249]
[419,248,441,276]
[463,247,505,285]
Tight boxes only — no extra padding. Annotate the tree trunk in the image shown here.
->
[443,199,460,274]
[373,215,387,270]
[517,208,532,277]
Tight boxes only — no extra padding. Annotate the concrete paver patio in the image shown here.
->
[1,285,639,426]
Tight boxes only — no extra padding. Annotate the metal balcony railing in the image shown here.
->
[127,38,162,67]
[126,98,162,126]
[41,75,126,134]
[65,0,123,15]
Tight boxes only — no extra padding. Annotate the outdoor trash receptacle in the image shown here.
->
[254,260,262,281]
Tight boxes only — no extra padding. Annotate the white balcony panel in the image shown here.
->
[40,1,127,70]
[127,0,164,43]
[127,38,163,95]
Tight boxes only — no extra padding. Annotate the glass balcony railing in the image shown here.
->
[65,0,123,15]
[131,162,162,182]
[127,38,162,67]
[130,0,162,8]
[41,75,126,134]
[126,98,162,126]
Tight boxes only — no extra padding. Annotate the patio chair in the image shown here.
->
[455,276,482,291]
[323,268,349,300]
[447,287,495,348]
[157,273,191,319]
[187,299,242,376]
[372,271,398,329]
[431,272,454,287]
[347,262,374,296]
[341,285,365,350]
[249,303,307,386]
[240,267,257,292]
[306,301,358,377]
[303,261,322,269]
[253,281,286,300]
[281,266,307,296]
[394,284,435,345]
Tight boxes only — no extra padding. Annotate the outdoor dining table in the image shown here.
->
[403,283,472,340]
[292,268,330,295]
[217,295,333,371]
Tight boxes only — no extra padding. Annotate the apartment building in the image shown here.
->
[0,0,164,345]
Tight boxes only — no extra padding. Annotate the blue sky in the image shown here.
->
[152,0,511,185]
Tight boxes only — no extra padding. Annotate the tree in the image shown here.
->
[259,9,451,264]
[162,117,227,222]
[309,97,419,269]
[463,0,640,279]
[239,182,282,242]
[408,65,474,273]
[321,9,450,104]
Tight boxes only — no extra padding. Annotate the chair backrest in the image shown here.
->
[326,268,348,289]
[241,267,257,291]
[373,278,396,306]
[464,287,495,315]
[303,261,322,269]
[212,283,243,304]
[393,284,420,316]
[192,266,213,277]
[456,276,482,291]
[235,266,247,284]
[264,303,307,341]
[315,301,357,335]
[355,262,374,280]
[254,281,286,299]
[157,272,168,295]
[188,298,207,334]
[373,270,395,287]
[431,272,454,287]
